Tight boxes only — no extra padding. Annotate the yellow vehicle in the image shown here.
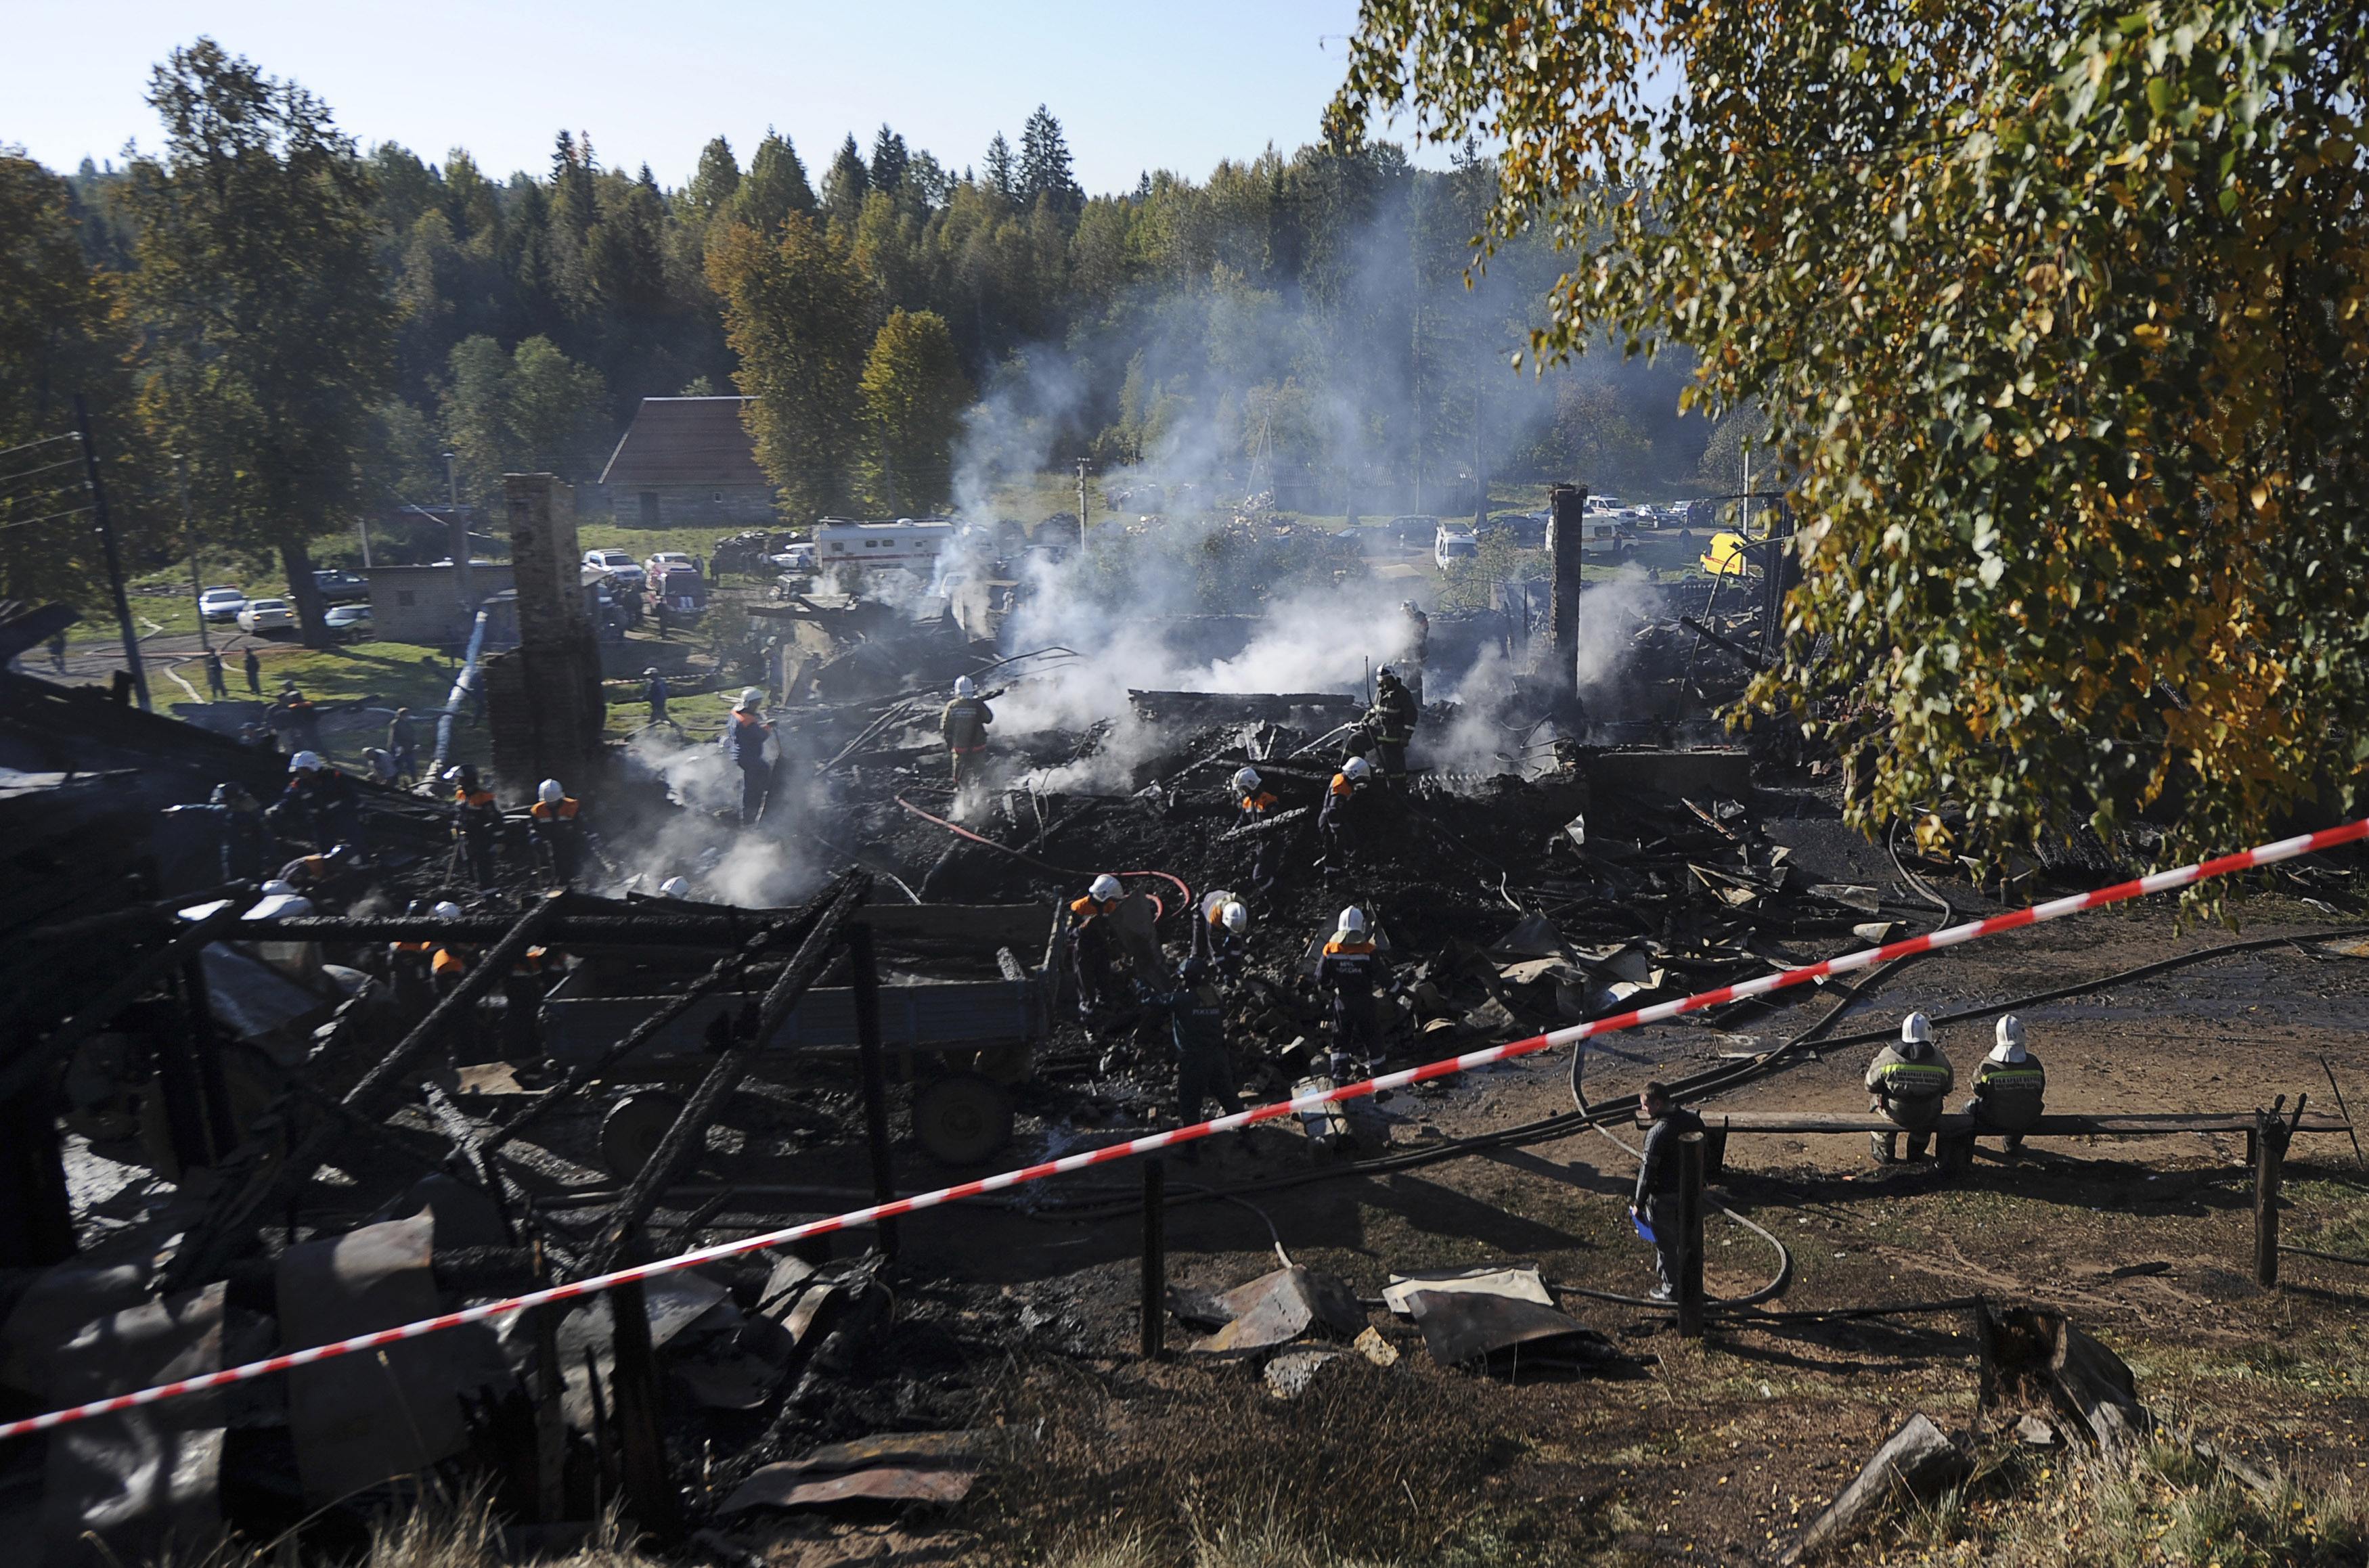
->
[1700,530,1754,577]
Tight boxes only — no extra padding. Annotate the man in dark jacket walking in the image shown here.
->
[1139,960,1241,1147]
[1631,1081,1706,1301]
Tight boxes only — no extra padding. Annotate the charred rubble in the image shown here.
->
[0,484,1934,1559]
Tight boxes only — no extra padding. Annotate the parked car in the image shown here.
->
[643,550,694,585]
[237,598,294,634]
[653,565,707,614]
[770,542,817,573]
[583,548,646,586]
[197,586,246,623]
[1434,524,1479,570]
[1480,512,1549,549]
[323,602,373,640]
[1386,514,1440,551]
[313,568,370,604]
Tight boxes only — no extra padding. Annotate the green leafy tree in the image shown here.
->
[439,333,608,508]
[857,309,969,513]
[0,154,151,610]
[707,213,873,522]
[125,39,393,644]
[1336,0,2369,874]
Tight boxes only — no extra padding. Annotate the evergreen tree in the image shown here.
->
[868,126,909,196]
[981,133,1016,204]
[686,135,740,220]
[734,130,816,233]
[1019,105,1082,213]
[858,309,969,513]
[822,134,870,231]
[125,39,393,645]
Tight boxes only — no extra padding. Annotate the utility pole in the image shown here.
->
[443,451,471,642]
[1075,458,1089,552]
[176,454,212,656]
[75,395,149,711]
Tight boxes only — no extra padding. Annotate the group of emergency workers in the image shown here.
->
[1044,615,1438,1145]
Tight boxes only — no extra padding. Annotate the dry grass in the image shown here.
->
[1882,1435,2368,1567]
[962,1356,1647,1568]
[164,1492,663,1568]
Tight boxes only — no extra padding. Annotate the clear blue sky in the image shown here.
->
[3,0,1426,192]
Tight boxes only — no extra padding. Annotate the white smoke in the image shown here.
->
[613,727,830,907]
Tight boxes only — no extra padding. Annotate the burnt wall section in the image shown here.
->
[1545,484,1590,700]
[488,474,606,796]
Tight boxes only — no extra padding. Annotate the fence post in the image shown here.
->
[606,1242,681,1535]
[531,1242,567,1522]
[1677,1130,1706,1339]
[2253,1109,2288,1289]
[847,922,900,1257]
[1141,1156,1166,1360]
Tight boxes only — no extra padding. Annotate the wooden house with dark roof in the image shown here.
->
[597,396,778,528]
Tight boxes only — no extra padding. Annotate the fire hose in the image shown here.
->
[1,815,2361,1441]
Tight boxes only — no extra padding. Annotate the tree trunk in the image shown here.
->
[281,537,328,648]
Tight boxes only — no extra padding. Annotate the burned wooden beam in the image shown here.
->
[163,897,563,1291]
[589,872,871,1272]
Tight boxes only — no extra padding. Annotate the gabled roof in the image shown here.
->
[598,397,772,489]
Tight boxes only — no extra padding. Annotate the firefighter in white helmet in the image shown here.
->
[528,778,593,888]
[1865,1010,1955,1163]
[1314,906,1389,1080]
[1317,753,1375,876]
[1964,1014,2045,1154]
[659,876,690,899]
[942,674,994,790]
[1195,887,1252,981]
[1067,873,1127,1021]
[722,688,774,824]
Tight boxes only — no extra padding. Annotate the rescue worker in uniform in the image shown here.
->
[1193,889,1252,983]
[204,649,227,698]
[1401,602,1430,706]
[1139,958,1243,1144]
[1231,766,1283,897]
[206,781,273,881]
[1066,873,1126,1022]
[1316,753,1375,876]
[502,944,556,1059]
[386,707,418,786]
[940,675,994,791]
[278,751,361,853]
[276,843,357,906]
[1865,1010,1955,1162]
[644,667,672,728]
[1965,1014,2045,1153]
[445,765,504,891]
[426,901,473,995]
[528,778,594,887]
[1314,905,1388,1081]
[1368,667,1417,774]
[1631,1081,1706,1301]
[387,899,437,1021]
[722,688,774,825]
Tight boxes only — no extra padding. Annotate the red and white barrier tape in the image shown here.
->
[4,815,2360,1441]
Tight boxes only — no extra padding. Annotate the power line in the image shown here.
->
[0,502,95,532]
[0,455,85,493]
[0,432,75,461]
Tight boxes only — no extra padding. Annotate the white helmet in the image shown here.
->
[430,900,464,920]
[537,778,564,805]
[1220,900,1248,935]
[1991,1014,2027,1064]
[734,687,764,711]
[1900,1010,1934,1053]
[290,751,324,773]
[261,879,297,897]
[954,675,977,698]
[1337,906,1367,935]
[1232,767,1262,795]
[1088,873,1122,903]
[1342,755,1373,785]
[659,876,690,899]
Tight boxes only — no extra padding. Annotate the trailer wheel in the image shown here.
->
[600,1088,687,1178]
[914,1073,1013,1166]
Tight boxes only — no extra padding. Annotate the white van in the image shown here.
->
[814,517,955,570]
[1434,524,1479,570]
